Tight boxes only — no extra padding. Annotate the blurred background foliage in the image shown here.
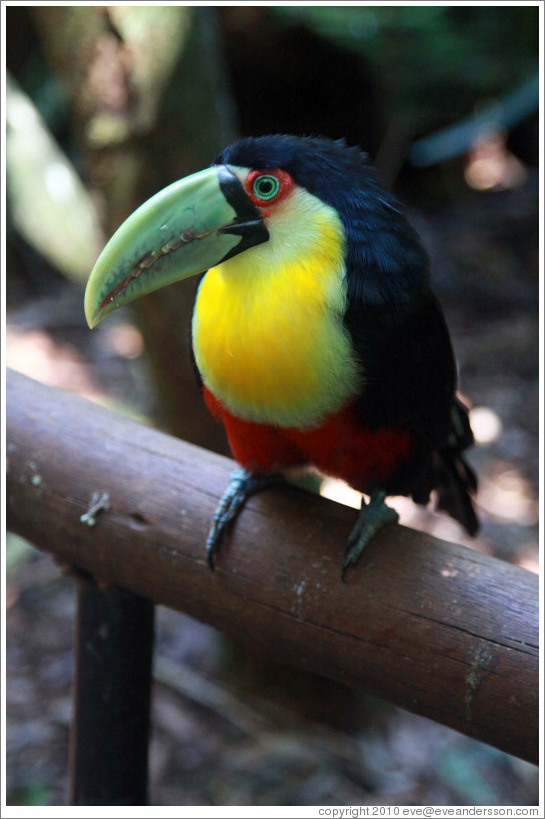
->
[276,5,538,124]
[6,4,539,258]
[5,3,539,310]
[5,3,540,808]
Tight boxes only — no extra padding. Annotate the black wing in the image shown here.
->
[344,292,479,534]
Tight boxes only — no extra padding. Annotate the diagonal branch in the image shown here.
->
[6,368,538,764]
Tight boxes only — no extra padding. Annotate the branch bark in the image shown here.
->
[6,369,539,764]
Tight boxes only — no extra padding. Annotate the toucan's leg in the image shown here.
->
[206,467,285,568]
[341,490,399,578]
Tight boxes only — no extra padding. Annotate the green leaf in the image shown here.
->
[6,72,104,283]
[6,533,36,575]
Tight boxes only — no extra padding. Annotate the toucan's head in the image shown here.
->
[85,134,428,328]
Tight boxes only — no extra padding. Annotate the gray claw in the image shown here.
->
[341,490,399,579]
[206,468,284,568]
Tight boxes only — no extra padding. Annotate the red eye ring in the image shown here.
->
[245,168,293,211]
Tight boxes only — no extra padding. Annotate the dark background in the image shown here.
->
[5,4,540,807]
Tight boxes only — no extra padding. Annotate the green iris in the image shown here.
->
[252,174,280,200]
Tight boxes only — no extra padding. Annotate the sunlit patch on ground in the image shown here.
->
[464,132,528,192]
[470,405,503,445]
[477,463,538,526]
[319,477,362,510]
[6,324,102,401]
[101,323,144,359]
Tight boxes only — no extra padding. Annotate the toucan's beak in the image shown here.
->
[84,165,268,328]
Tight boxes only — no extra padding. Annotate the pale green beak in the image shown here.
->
[84,165,268,328]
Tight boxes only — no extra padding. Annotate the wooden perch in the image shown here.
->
[6,369,538,764]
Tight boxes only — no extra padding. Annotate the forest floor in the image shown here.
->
[5,172,540,807]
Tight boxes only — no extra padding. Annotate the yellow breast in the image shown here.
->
[192,189,362,429]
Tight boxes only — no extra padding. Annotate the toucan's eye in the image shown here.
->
[245,168,293,209]
[252,174,280,200]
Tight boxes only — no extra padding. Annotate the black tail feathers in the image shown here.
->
[413,397,479,536]
[432,447,479,536]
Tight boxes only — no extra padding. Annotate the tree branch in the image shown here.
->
[6,369,538,764]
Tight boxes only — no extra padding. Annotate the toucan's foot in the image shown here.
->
[206,467,285,568]
[341,490,399,579]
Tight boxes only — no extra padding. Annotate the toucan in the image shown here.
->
[85,134,479,576]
